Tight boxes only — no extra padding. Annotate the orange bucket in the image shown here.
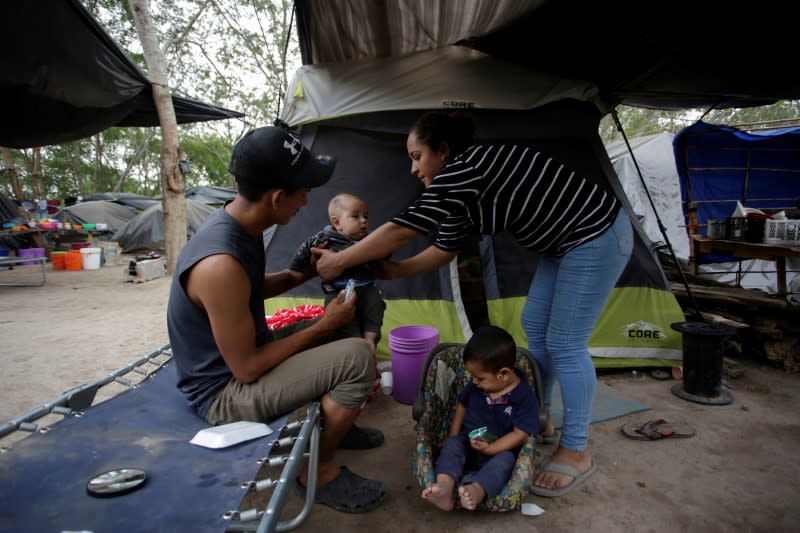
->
[65,251,82,271]
[51,252,67,270]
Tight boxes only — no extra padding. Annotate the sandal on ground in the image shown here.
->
[294,466,384,513]
[338,425,384,449]
[621,418,695,441]
[529,458,597,498]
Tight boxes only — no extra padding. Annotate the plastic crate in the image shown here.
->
[764,219,800,245]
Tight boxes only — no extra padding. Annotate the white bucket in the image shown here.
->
[80,247,102,270]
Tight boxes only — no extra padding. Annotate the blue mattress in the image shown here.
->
[0,363,288,532]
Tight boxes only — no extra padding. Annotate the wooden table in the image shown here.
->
[0,228,48,248]
[690,235,800,295]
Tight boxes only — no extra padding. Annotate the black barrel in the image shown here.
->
[671,322,736,397]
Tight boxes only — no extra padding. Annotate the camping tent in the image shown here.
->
[605,133,690,262]
[83,193,160,212]
[0,0,244,148]
[271,46,685,365]
[269,0,800,365]
[185,186,237,205]
[54,200,138,233]
[112,200,216,253]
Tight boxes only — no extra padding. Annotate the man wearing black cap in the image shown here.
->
[167,125,384,513]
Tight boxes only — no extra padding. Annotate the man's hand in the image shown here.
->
[319,288,356,330]
[311,247,344,281]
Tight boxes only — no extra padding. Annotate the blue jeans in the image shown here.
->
[521,210,633,451]
[435,435,516,498]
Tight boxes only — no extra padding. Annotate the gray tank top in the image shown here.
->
[167,205,272,417]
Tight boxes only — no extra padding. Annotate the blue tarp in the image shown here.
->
[673,121,800,263]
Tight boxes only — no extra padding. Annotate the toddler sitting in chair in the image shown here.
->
[421,325,539,511]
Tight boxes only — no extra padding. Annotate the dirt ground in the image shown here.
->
[1,260,799,532]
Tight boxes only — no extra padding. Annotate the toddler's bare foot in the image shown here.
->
[458,482,486,511]
[421,480,455,511]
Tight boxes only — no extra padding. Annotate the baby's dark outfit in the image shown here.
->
[290,225,386,341]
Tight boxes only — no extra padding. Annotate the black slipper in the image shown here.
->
[338,425,384,450]
[294,466,384,513]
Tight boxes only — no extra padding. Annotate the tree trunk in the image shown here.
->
[0,147,24,199]
[30,147,42,199]
[130,0,186,274]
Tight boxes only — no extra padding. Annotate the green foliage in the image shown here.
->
[180,133,235,187]
[599,101,800,145]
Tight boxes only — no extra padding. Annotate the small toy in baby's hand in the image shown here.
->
[344,278,356,302]
[468,426,496,443]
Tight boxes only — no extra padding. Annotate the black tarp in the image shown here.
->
[184,185,237,205]
[0,0,244,149]
[83,193,160,211]
[295,0,800,111]
[54,200,138,233]
[112,199,216,253]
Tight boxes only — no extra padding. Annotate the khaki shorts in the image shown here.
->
[204,335,374,426]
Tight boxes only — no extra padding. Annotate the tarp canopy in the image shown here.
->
[112,199,216,253]
[0,0,244,149]
[674,122,800,227]
[294,0,800,111]
[607,130,800,296]
[672,122,800,294]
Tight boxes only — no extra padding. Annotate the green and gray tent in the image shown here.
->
[269,46,685,365]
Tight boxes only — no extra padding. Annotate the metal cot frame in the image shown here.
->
[0,343,321,533]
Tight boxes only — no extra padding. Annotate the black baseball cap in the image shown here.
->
[228,126,336,189]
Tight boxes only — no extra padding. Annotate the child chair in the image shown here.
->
[411,342,546,512]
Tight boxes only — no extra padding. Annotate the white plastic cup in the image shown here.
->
[380,371,393,395]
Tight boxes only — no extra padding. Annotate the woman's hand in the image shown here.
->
[373,258,401,280]
[311,247,343,281]
[301,240,327,281]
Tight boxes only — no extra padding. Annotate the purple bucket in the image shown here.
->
[17,247,45,266]
[389,326,439,404]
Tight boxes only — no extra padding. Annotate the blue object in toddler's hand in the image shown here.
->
[344,279,355,302]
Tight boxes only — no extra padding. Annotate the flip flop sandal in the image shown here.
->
[621,418,696,440]
[294,466,384,513]
[338,425,385,450]
[529,458,598,498]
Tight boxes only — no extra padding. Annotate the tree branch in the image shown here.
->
[162,0,213,55]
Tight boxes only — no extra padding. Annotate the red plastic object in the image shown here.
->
[266,304,325,330]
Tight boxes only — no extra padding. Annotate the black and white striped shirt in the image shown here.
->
[391,144,620,257]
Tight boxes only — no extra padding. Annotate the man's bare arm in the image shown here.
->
[186,254,355,383]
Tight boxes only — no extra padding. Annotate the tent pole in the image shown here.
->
[610,108,703,321]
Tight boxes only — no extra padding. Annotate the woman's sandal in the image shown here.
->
[294,466,384,513]
[621,418,695,440]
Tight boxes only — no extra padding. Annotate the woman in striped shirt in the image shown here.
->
[314,111,633,497]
